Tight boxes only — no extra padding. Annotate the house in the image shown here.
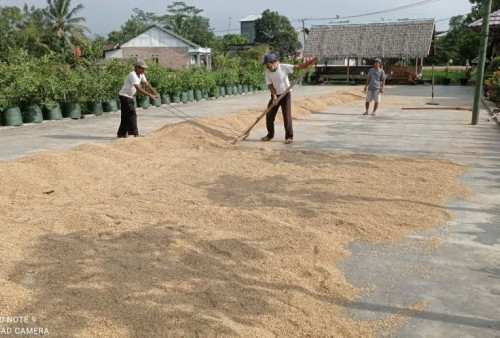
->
[240,14,261,44]
[303,19,435,82]
[469,9,500,59]
[104,25,212,69]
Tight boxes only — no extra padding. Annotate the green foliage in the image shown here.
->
[56,66,83,102]
[420,67,466,84]
[429,14,479,66]
[213,68,239,86]
[469,0,500,20]
[142,61,164,89]
[487,56,500,73]
[107,8,154,45]
[156,2,214,47]
[208,34,249,56]
[184,65,212,89]
[43,0,90,50]
[486,70,500,104]
[163,71,183,95]
[255,9,301,59]
[239,59,265,86]
[79,67,109,102]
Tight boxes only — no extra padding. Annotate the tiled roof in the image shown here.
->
[469,9,500,27]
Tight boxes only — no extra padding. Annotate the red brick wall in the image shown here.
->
[122,47,190,70]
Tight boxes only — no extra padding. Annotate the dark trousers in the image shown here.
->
[117,96,138,137]
[266,92,293,139]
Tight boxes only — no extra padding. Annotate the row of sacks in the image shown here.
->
[0,100,120,126]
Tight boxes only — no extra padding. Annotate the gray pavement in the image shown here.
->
[0,86,335,162]
[245,85,500,337]
[1,84,499,336]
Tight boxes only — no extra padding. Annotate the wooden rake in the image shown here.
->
[231,68,310,145]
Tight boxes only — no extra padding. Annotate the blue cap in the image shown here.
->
[263,54,277,65]
[374,58,382,64]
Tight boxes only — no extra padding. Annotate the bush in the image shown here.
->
[486,70,500,104]
[487,56,500,74]
[103,58,133,99]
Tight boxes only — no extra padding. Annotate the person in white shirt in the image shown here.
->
[260,54,318,144]
[117,60,158,138]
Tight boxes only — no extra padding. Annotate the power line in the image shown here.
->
[212,0,442,35]
[292,0,439,22]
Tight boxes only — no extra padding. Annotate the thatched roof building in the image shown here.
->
[303,19,435,59]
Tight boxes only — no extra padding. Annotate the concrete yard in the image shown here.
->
[1,84,498,336]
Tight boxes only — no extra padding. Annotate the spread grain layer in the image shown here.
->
[0,89,469,337]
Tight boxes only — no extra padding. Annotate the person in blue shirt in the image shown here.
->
[363,58,386,116]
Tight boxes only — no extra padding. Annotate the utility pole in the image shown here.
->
[228,17,232,35]
[301,19,306,58]
[472,0,492,125]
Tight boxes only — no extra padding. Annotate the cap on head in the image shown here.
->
[374,58,382,64]
[263,54,277,65]
[135,60,148,69]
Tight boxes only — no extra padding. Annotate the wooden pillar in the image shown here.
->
[346,57,350,83]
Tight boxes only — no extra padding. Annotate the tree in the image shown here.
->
[254,9,301,59]
[157,2,214,47]
[42,0,89,50]
[0,6,26,59]
[107,9,155,45]
[469,0,500,19]
[209,34,249,56]
[432,15,480,65]
[0,5,57,59]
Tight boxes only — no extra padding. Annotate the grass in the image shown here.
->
[421,67,470,85]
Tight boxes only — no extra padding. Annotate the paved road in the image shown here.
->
[1,84,498,337]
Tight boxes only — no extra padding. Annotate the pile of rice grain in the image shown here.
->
[0,89,469,337]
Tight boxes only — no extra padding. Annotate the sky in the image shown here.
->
[0,0,474,37]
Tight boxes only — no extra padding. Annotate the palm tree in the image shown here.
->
[43,0,89,49]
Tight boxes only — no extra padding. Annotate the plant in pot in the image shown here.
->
[80,69,107,115]
[2,53,47,124]
[220,68,239,96]
[459,67,472,86]
[164,71,182,103]
[103,58,134,111]
[100,72,119,112]
[0,51,27,125]
[143,62,164,107]
[186,66,209,101]
[35,53,69,120]
[56,66,83,119]
[239,59,264,92]
[177,68,192,103]
[39,73,63,121]
[205,70,217,98]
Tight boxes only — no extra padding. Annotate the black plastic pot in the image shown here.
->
[43,103,63,120]
[2,106,23,126]
[21,104,43,123]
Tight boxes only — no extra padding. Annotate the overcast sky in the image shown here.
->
[1,0,474,37]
